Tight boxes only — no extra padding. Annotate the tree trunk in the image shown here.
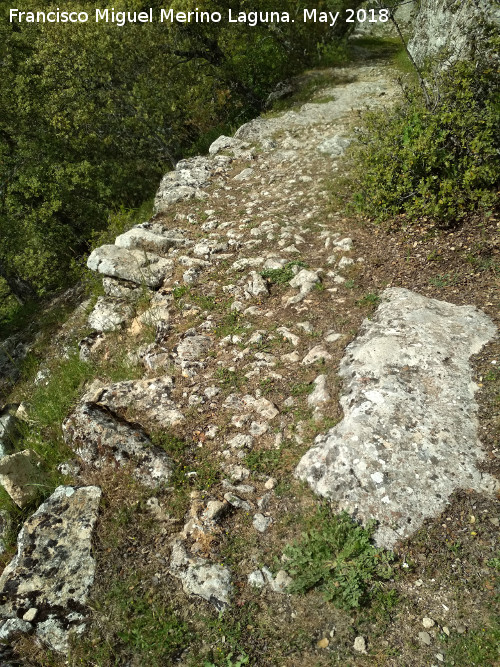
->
[0,260,36,304]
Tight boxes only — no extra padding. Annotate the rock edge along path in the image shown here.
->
[296,287,498,548]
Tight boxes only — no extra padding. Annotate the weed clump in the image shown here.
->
[260,261,308,285]
[283,506,394,610]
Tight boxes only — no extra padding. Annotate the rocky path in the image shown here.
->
[0,58,497,663]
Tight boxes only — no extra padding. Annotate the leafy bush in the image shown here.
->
[351,54,499,225]
[283,507,394,609]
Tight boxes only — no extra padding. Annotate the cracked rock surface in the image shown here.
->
[62,403,174,487]
[296,288,497,547]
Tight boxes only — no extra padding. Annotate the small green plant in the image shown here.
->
[215,312,246,338]
[428,273,459,288]
[487,554,500,570]
[289,382,313,396]
[259,377,276,395]
[283,506,394,610]
[171,453,220,492]
[245,448,281,474]
[204,654,250,667]
[447,540,463,555]
[215,367,245,390]
[153,431,187,456]
[260,261,308,285]
[173,285,190,300]
[356,293,381,307]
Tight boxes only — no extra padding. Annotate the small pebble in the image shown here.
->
[317,638,329,649]
[418,631,431,646]
[353,636,367,653]
[22,608,37,622]
[423,617,435,629]
[264,477,276,490]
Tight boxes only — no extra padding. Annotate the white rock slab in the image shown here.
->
[87,245,173,288]
[296,288,497,548]
[0,486,101,653]
[170,540,232,611]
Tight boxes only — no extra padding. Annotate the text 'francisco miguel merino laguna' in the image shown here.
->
[9,7,391,27]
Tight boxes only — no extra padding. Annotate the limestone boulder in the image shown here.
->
[318,135,352,157]
[209,135,246,156]
[170,540,232,611]
[87,296,133,332]
[82,376,185,430]
[176,334,212,362]
[87,245,174,288]
[408,0,500,68]
[62,403,174,487]
[0,412,20,459]
[154,156,213,213]
[115,225,186,255]
[0,485,101,653]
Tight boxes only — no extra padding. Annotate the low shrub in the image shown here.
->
[351,51,499,225]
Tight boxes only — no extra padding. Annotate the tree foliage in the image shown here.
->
[0,0,359,296]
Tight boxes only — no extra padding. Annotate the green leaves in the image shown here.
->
[283,507,394,610]
[351,53,499,226]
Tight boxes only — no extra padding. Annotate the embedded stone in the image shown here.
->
[170,540,232,610]
[62,403,173,488]
[0,450,45,508]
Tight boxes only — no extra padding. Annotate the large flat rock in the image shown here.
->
[87,245,173,288]
[62,402,174,487]
[0,485,101,653]
[82,376,185,429]
[296,288,498,548]
[114,225,187,254]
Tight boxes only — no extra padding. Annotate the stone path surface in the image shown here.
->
[82,57,496,596]
[1,57,497,656]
